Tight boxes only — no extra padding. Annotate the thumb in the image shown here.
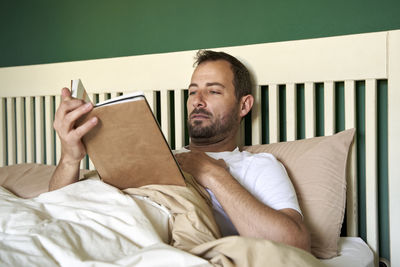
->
[61,87,72,100]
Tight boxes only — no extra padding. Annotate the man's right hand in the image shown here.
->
[49,88,98,191]
[53,87,98,164]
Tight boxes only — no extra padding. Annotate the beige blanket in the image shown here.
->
[124,173,322,267]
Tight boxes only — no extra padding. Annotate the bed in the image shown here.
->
[1,29,399,266]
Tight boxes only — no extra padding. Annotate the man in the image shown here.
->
[49,50,310,252]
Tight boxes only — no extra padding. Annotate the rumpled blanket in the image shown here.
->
[0,175,322,267]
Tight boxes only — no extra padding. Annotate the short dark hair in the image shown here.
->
[194,50,253,100]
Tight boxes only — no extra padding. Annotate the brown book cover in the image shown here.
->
[73,80,186,189]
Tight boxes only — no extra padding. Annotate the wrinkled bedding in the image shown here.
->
[0,178,322,267]
[0,178,209,266]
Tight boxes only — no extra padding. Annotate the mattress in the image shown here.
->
[321,237,374,267]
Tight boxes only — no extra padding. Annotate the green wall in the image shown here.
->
[1,0,400,67]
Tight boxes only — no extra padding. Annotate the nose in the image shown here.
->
[191,91,206,108]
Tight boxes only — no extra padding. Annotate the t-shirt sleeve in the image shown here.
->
[247,153,302,215]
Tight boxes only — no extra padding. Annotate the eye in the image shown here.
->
[210,90,221,95]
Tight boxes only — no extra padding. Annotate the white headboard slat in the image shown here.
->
[55,95,62,164]
[160,90,171,144]
[0,99,6,166]
[286,83,296,142]
[304,82,316,139]
[365,78,379,266]
[174,89,185,149]
[6,98,16,165]
[268,84,279,144]
[323,81,335,136]
[16,97,25,164]
[44,96,55,166]
[251,85,262,145]
[34,96,45,164]
[344,80,358,238]
[26,97,35,164]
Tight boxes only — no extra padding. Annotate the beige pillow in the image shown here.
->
[243,129,355,259]
[0,163,91,199]
[0,163,56,198]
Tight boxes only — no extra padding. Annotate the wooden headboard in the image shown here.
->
[1,30,399,266]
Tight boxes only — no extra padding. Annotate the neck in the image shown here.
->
[188,132,238,152]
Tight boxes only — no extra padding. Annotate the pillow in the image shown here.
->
[0,163,91,199]
[0,163,56,198]
[243,129,355,259]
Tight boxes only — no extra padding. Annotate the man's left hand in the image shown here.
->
[175,151,228,189]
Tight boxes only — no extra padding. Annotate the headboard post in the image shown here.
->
[388,29,400,267]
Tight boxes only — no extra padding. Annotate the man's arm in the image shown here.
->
[175,151,311,252]
[49,88,98,191]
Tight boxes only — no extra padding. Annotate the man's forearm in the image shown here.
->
[209,172,310,251]
[49,159,81,191]
[175,151,311,251]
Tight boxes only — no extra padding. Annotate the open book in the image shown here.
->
[72,79,186,189]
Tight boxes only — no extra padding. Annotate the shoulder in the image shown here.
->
[240,151,291,188]
[239,150,283,169]
[241,150,276,160]
[232,151,289,188]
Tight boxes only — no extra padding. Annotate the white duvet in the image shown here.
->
[0,179,212,267]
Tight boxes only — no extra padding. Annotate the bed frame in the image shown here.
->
[0,30,399,267]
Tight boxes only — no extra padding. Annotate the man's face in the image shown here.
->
[187,60,240,141]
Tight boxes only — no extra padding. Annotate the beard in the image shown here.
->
[187,107,239,140]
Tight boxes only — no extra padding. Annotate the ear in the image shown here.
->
[238,95,254,119]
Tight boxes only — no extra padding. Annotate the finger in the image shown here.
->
[54,102,93,136]
[64,102,94,129]
[56,98,86,118]
[56,87,86,115]
[71,117,98,140]
[61,87,72,101]
[54,99,87,129]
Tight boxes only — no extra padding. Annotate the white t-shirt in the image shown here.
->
[174,147,301,236]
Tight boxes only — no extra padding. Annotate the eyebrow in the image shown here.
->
[188,82,226,88]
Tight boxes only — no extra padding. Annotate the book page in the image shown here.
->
[71,79,92,103]
[70,79,144,107]
[95,92,144,107]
